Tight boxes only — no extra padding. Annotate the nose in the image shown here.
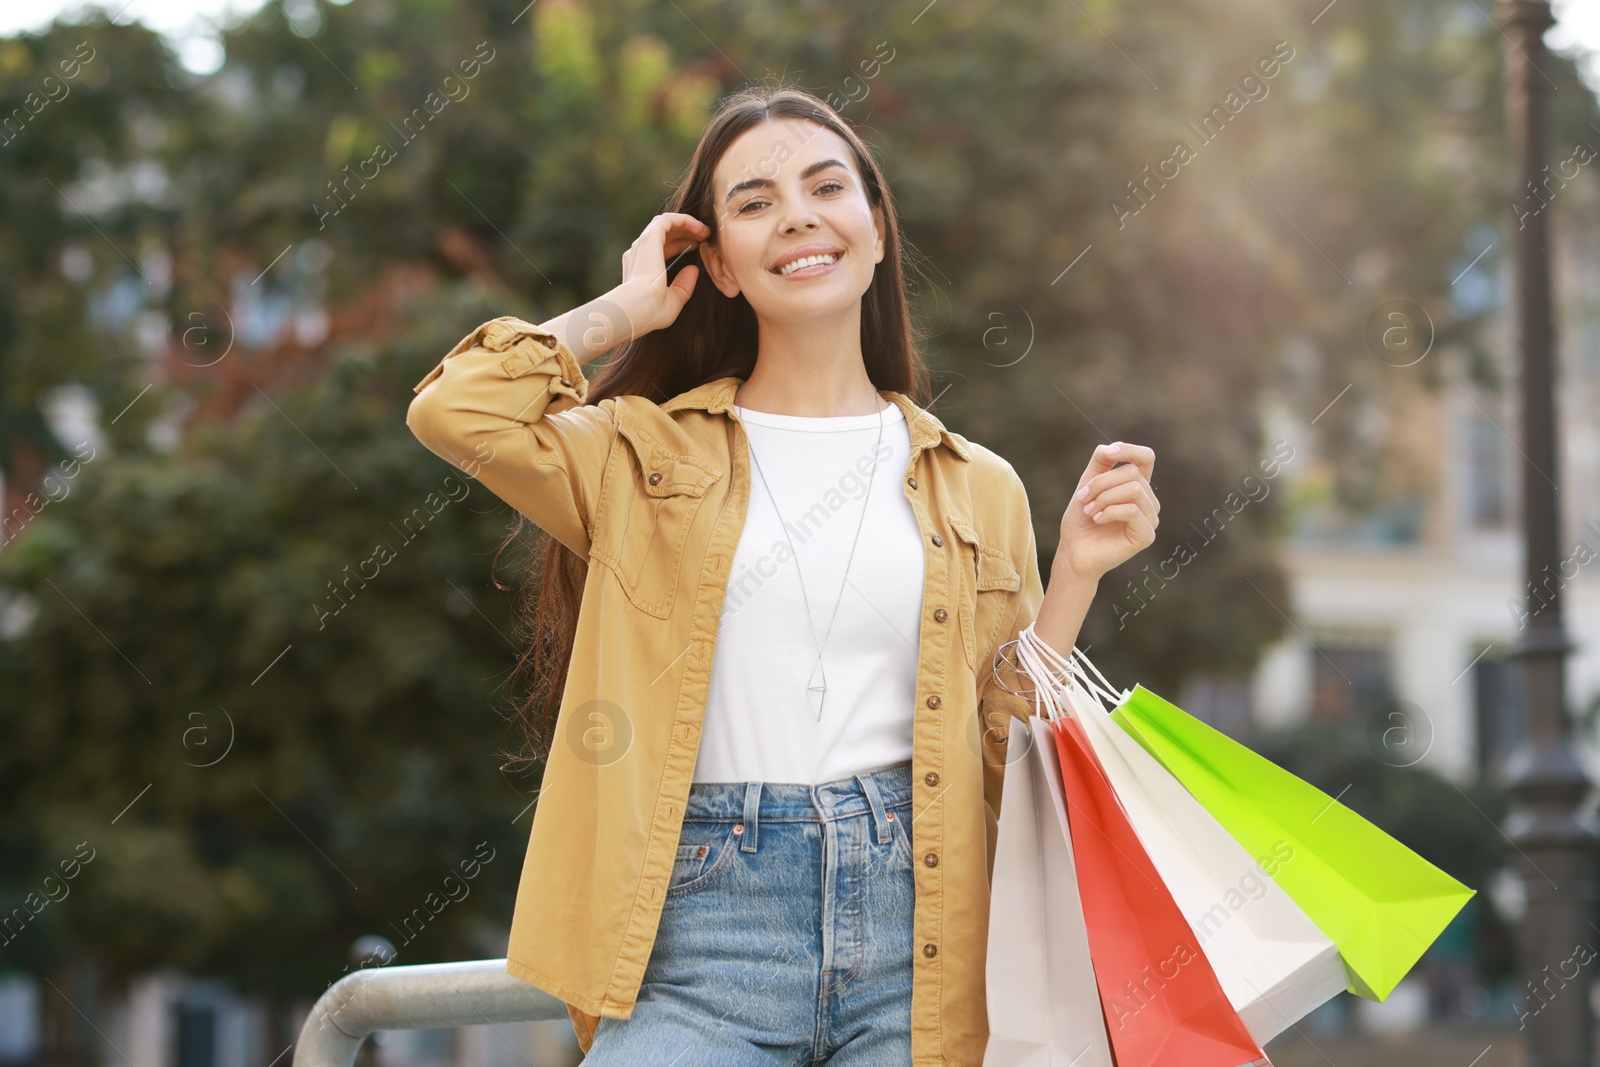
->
[779,202,821,236]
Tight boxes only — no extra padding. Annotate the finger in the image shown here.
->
[1083,440,1155,484]
[1080,442,1124,482]
[1129,484,1159,528]
[668,263,699,305]
[1119,505,1158,547]
[1076,460,1148,504]
[635,220,691,281]
[659,212,711,242]
[1084,480,1152,519]
[662,218,711,260]
[642,212,690,247]
[1097,479,1159,525]
[664,233,705,260]
[1090,502,1155,543]
[664,211,711,233]
[1114,441,1155,482]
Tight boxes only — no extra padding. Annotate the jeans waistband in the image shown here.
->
[682,760,913,853]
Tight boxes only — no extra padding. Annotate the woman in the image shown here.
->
[406,84,1160,1066]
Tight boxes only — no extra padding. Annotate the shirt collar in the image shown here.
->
[660,376,972,463]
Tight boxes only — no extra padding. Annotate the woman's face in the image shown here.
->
[700,118,885,320]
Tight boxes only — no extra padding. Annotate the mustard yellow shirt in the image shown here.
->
[406,315,1045,1066]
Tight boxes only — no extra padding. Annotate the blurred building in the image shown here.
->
[1179,219,1600,794]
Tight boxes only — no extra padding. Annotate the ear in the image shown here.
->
[872,204,886,265]
[698,236,742,299]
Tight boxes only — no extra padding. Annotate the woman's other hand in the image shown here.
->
[1056,441,1160,583]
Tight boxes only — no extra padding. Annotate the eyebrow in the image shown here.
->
[723,158,850,206]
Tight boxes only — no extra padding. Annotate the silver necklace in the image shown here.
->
[735,380,885,720]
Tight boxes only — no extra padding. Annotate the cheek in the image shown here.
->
[837,202,878,248]
[722,230,768,283]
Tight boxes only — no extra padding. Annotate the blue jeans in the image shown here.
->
[582,760,916,1065]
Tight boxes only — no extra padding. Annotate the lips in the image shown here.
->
[772,250,844,277]
[770,245,845,274]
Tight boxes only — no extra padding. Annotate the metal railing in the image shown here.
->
[292,959,570,1067]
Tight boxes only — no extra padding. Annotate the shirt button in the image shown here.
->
[924,852,938,867]
[924,771,940,787]
[923,943,938,958]
[933,607,948,622]
[931,533,943,547]
[648,471,663,485]
[907,476,918,490]
[559,378,573,387]
[926,695,941,709]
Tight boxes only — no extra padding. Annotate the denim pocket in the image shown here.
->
[667,822,741,901]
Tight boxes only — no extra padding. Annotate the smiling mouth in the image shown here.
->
[773,250,844,276]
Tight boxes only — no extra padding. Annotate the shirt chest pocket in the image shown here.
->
[948,515,1021,672]
[591,414,722,620]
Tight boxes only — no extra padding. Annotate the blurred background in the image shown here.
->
[0,0,1598,1064]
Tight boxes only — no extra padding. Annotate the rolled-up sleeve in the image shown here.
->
[406,315,616,557]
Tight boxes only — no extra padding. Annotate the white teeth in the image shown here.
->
[778,252,839,275]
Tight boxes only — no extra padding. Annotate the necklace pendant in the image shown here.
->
[807,658,828,720]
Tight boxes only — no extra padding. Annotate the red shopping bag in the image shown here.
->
[1052,715,1272,1067]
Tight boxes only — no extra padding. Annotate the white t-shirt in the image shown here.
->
[692,399,926,785]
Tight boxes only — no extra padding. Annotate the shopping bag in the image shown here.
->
[1060,675,1348,1042]
[982,715,1114,1067]
[1007,620,1346,1039]
[1051,713,1271,1067]
[1105,678,1476,1002]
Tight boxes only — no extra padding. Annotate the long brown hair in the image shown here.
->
[493,83,936,779]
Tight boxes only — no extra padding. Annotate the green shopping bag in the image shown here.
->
[1109,684,1475,1002]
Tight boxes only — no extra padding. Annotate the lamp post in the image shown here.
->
[1494,2,1597,1064]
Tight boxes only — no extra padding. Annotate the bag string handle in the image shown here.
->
[1067,640,1130,711]
[1016,622,1071,722]
[992,620,1132,723]
[992,621,1128,721]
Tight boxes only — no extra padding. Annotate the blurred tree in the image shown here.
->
[0,288,536,1029]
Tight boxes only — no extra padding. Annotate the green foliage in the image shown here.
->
[0,286,537,994]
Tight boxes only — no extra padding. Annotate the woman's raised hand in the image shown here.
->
[613,212,712,339]
[1055,442,1161,583]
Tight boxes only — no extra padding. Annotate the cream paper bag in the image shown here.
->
[982,714,1114,1067]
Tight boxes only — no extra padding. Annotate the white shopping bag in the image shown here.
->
[1059,670,1349,1043]
[982,715,1114,1067]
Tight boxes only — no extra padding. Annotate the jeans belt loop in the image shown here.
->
[857,772,892,845]
[741,781,761,853]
